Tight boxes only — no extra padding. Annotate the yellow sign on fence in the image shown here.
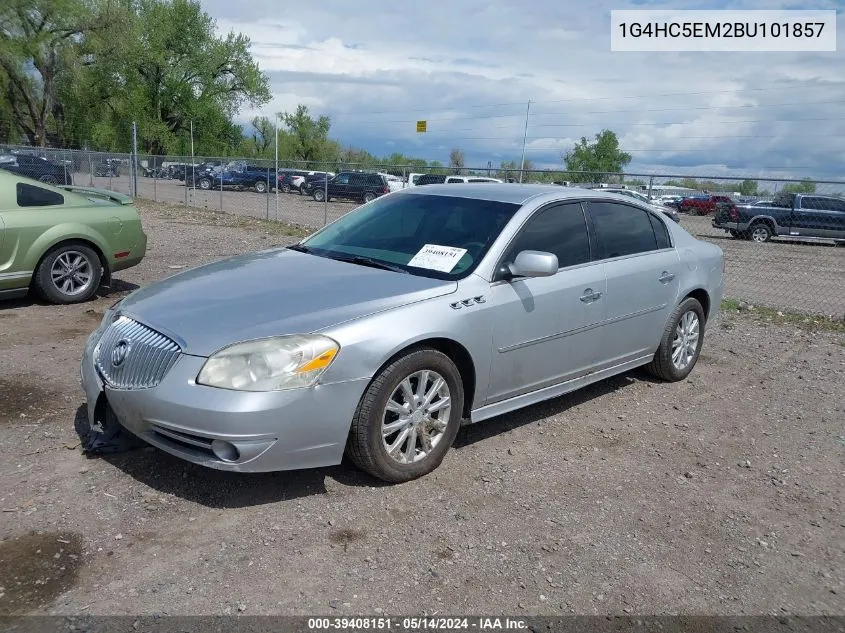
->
[416,120,427,133]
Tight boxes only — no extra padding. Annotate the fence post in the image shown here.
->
[131,122,138,197]
[153,165,157,202]
[323,174,328,226]
[219,166,223,213]
[266,167,270,220]
[88,151,93,186]
[647,176,654,199]
[184,164,188,206]
[108,157,113,191]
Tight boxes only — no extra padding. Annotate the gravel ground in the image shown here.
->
[0,200,843,618]
[78,172,845,317]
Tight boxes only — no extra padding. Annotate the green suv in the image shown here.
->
[0,170,147,304]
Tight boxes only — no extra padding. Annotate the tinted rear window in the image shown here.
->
[17,183,64,207]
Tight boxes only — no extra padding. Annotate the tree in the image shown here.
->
[782,179,816,194]
[0,0,108,146]
[448,147,465,172]
[562,129,631,183]
[738,179,758,196]
[249,116,276,155]
[280,104,332,163]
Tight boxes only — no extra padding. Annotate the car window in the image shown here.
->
[826,198,845,212]
[648,213,671,249]
[17,183,64,207]
[335,174,350,185]
[589,201,659,259]
[445,177,463,183]
[502,202,591,269]
[301,194,520,280]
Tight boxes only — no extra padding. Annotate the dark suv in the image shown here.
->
[310,172,389,203]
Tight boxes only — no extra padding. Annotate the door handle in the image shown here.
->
[658,271,675,284]
[580,288,602,303]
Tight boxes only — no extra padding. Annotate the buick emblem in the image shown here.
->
[111,339,130,367]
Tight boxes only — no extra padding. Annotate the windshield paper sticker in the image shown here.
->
[407,244,468,272]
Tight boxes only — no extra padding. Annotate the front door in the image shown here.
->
[487,201,607,403]
[790,196,845,239]
[584,200,680,367]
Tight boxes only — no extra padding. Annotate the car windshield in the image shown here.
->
[299,193,521,280]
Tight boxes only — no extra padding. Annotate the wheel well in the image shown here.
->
[32,239,109,285]
[377,338,476,419]
[749,217,775,230]
[683,288,710,323]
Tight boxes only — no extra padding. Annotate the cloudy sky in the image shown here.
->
[200,0,845,179]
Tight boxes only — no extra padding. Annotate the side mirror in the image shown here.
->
[507,250,559,279]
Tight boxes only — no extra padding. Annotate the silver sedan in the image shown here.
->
[80,185,724,482]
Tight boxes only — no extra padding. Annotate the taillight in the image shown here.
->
[729,206,739,221]
[383,186,389,194]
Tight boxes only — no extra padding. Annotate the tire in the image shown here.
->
[645,297,706,382]
[345,348,465,483]
[363,191,376,203]
[313,189,325,202]
[33,243,103,304]
[39,174,59,185]
[748,222,772,243]
[254,180,267,193]
[198,178,212,190]
[282,184,291,194]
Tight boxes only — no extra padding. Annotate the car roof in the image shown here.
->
[396,182,656,206]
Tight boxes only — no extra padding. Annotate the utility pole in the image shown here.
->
[519,100,531,183]
[131,121,138,196]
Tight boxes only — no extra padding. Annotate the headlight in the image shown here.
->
[196,335,340,391]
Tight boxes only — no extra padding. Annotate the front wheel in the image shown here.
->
[198,178,212,190]
[645,297,705,382]
[345,348,465,483]
[33,243,103,304]
[39,174,59,185]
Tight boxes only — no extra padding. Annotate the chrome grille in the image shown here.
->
[94,316,181,389]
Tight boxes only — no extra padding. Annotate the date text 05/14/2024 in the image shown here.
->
[307,617,529,631]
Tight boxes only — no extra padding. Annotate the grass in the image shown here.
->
[721,298,845,334]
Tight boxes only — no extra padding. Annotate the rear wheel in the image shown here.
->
[346,348,464,483]
[646,297,705,382]
[254,180,267,193]
[749,222,772,243]
[34,243,102,304]
[363,191,376,203]
[281,183,291,194]
[313,189,325,202]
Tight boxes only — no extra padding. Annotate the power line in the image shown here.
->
[325,84,844,118]
[337,98,845,128]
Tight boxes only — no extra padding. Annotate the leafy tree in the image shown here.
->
[280,104,332,163]
[448,148,465,172]
[0,0,107,146]
[782,179,816,194]
[738,179,758,196]
[249,116,276,155]
[562,129,631,183]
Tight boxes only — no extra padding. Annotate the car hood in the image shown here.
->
[118,248,457,356]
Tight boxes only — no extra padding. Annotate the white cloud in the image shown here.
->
[203,0,845,178]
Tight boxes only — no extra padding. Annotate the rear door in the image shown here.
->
[585,200,680,368]
[790,196,842,238]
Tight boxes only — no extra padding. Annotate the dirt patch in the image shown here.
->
[0,532,84,615]
[0,375,56,424]
[329,528,366,551]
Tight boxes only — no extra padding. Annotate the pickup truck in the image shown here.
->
[195,161,275,193]
[712,192,845,244]
[679,194,734,215]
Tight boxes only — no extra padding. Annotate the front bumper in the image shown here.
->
[80,330,369,472]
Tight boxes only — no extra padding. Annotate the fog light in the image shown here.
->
[211,439,240,462]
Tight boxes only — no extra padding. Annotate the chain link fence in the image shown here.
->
[1,144,843,319]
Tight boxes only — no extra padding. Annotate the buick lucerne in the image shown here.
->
[80,185,723,482]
